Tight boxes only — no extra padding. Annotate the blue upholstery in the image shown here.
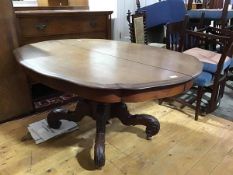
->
[188,9,233,20]
[194,71,213,87]
[140,1,169,28]
[139,0,187,28]
[230,59,233,68]
[167,0,186,22]
[203,58,232,73]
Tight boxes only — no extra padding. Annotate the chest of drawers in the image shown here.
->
[15,10,112,45]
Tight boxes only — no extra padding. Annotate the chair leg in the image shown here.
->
[195,86,203,121]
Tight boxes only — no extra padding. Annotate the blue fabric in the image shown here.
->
[230,59,233,68]
[202,58,232,73]
[140,1,169,28]
[194,71,213,87]
[188,9,233,20]
[139,0,186,28]
[167,0,186,22]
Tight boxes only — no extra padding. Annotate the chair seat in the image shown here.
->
[183,47,232,73]
[194,71,213,87]
[230,59,233,68]
[148,43,166,48]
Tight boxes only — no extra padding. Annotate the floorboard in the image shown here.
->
[0,101,233,175]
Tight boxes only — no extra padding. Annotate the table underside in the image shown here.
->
[47,98,160,168]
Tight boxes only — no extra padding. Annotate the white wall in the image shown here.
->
[89,0,117,18]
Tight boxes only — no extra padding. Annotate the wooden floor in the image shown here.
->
[1,101,233,175]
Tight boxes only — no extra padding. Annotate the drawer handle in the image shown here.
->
[89,21,97,28]
[35,24,47,31]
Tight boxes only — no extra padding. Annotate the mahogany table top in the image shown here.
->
[14,39,202,103]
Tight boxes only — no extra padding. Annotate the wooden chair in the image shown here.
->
[166,15,189,52]
[162,18,233,120]
[182,27,233,120]
[127,10,166,48]
[214,0,231,29]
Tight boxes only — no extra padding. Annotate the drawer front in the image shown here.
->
[19,15,107,37]
[21,32,108,45]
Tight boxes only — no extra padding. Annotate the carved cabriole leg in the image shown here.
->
[111,103,160,140]
[47,100,160,168]
[47,98,91,129]
[93,103,110,168]
[47,99,110,168]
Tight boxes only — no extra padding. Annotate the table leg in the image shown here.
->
[93,103,109,168]
[111,103,160,140]
[47,100,160,168]
[47,98,92,129]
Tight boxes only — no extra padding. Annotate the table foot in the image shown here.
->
[111,103,160,140]
[94,133,105,168]
[46,100,160,168]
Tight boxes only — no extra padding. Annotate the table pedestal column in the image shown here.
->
[47,98,160,168]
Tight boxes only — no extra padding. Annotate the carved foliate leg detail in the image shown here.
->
[112,103,160,140]
[46,99,160,168]
[47,98,91,129]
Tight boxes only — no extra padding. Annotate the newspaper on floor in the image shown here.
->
[27,119,79,144]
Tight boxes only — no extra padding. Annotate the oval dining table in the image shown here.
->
[14,39,202,168]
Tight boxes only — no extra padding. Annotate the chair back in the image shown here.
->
[127,10,148,44]
[166,15,189,52]
[138,0,186,28]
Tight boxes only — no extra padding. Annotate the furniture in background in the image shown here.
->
[187,0,231,28]
[166,16,189,51]
[0,0,33,122]
[135,0,203,43]
[187,2,204,9]
[127,10,166,48]
[137,0,186,29]
[188,0,226,10]
[14,8,112,103]
[183,27,233,120]
[14,39,202,168]
[14,0,89,7]
[15,9,112,45]
[159,11,233,120]
[135,0,183,43]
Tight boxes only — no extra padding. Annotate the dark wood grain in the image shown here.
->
[15,38,202,168]
[15,10,112,45]
[0,0,33,121]
[47,99,160,168]
[14,39,202,90]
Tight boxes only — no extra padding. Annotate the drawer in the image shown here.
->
[20,32,108,44]
[18,15,107,37]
